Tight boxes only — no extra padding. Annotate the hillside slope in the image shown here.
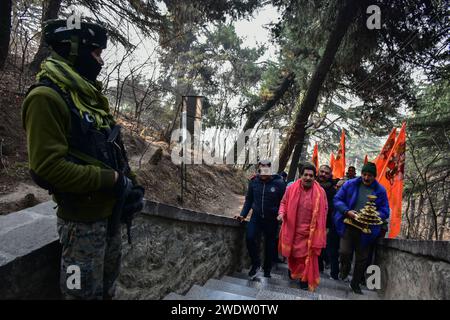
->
[0,83,248,216]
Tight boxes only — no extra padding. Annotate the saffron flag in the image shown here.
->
[330,153,335,172]
[375,128,397,180]
[333,130,346,179]
[312,142,319,170]
[364,155,368,165]
[378,122,406,239]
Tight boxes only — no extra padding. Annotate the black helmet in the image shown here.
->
[43,19,107,55]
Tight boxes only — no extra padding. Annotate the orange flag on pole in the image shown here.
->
[375,128,397,180]
[333,130,346,179]
[312,142,319,170]
[330,153,335,172]
[378,122,406,239]
[364,155,368,165]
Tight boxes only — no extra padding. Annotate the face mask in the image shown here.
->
[259,167,272,175]
[74,46,102,82]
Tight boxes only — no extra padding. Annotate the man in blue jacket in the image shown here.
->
[235,160,286,279]
[333,162,389,294]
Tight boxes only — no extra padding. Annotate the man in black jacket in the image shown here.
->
[317,165,339,280]
[235,160,286,279]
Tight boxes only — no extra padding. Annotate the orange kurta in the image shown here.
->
[278,180,328,291]
[291,187,313,257]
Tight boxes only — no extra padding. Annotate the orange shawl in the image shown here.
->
[278,179,328,290]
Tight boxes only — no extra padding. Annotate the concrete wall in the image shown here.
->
[375,239,450,300]
[0,200,249,300]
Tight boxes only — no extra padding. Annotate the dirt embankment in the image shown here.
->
[121,126,248,217]
[0,83,44,215]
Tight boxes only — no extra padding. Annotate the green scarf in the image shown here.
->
[37,56,114,129]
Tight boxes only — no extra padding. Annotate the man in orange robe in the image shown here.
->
[278,163,328,291]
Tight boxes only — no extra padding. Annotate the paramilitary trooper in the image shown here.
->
[21,19,145,300]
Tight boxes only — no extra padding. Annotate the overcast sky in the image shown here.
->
[100,4,280,83]
[233,5,280,62]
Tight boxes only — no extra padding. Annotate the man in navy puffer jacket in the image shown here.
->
[235,160,286,279]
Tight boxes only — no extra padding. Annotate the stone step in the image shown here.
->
[273,262,289,271]
[185,285,256,300]
[271,264,379,300]
[272,266,350,291]
[204,279,259,298]
[274,261,358,278]
[163,292,186,300]
[224,274,341,300]
[241,268,285,281]
[205,278,302,301]
[255,289,303,300]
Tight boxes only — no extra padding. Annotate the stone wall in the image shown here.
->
[116,201,249,300]
[375,239,450,300]
[0,202,60,299]
[0,200,249,299]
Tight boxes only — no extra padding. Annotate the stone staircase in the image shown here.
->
[163,262,380,300]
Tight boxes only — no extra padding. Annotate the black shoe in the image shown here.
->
[339,272,350,282]
[288,269,293,280]
[264,271,271,278]
[299,281,309,291]
[350,282,363,295]
[248,266,260,280]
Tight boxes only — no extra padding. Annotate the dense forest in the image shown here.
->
[0,0,448,239]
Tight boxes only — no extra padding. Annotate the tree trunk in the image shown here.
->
[278,0,359,172]
[0,0,12,69]
[439,192,448,240]
[427,204,435,240]
[403,193,412,239]
[409,195,416,238]
[28,0,62,73]
[416,193,425,239]
[243,72,295,133]
[286,131,310,182]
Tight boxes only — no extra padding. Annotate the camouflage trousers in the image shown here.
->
[57,217,122,300]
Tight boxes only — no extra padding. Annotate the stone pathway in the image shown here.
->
[163,262,380,300]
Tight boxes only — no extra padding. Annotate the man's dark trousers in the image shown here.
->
[327,225,340,279]
[339,225,370,286]
[273,223,282,262]
[246,216,278,273]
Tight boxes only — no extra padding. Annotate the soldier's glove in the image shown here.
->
[121,185,145,221]
[113,172,133,198]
